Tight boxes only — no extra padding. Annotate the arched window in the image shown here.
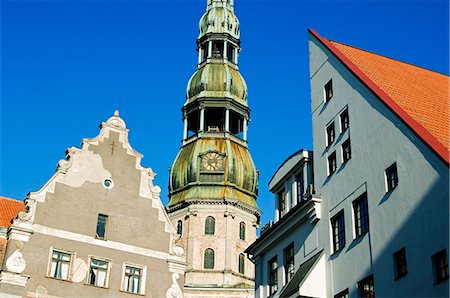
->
[238,253,245,274]
[204,248,215,269]
[205,216,215,235]
[177,220,183,235]
[239,222,246,240]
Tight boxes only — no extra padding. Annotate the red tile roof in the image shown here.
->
[0,196,25,228]
[309,29,450,165]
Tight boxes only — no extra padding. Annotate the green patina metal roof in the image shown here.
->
[199,6,240,40]
[186,63,248,106]
[168,137,258,209]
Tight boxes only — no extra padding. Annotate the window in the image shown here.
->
[122,264,146,294]
[334,288,349,298]
[284,244,295,284]
[96,214,108,240]
[205,216,215,235]
[324,79,333,102]
[331,211,345,253]
[358,275,375,297]
[88,257,110,288]
[177,220,183,235]
[340,108,349,132]
[385,163,398,192]
[432,249,448,284]
[393,248,408,279]
[238,253,245,274]
[268,257,278,295]
[239,222,246,240]
[103,178,114,189]
[296,172,304,203]
[328,152,337,176]
[204,248,215,269]
[342,139,351,164]
[326,122,336,147]
[353,193,369,238]
[49,249,72,280]
[278,190,286,218]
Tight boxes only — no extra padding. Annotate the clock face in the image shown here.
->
[201,152,224,171]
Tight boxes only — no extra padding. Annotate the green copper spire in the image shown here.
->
[167,0,259,215]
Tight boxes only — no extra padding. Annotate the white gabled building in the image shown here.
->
[246,150,324,298]
[247,29,449,298]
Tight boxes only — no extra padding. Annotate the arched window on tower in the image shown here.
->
[177,220,183,235]
[239,222,246,240]
[238,253,245,274]
[204,248,215,269]
[205,216,215,235]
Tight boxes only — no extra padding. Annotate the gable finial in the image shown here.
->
[114,109,119,117]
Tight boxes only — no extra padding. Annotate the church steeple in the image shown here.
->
[182,0,249,145]
[166,1,259,294]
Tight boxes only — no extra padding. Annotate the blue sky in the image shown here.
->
[1,0,448,227]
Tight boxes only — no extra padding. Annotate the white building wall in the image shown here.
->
[309,33,449,297]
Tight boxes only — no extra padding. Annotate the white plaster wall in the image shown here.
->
[309,34,449,297]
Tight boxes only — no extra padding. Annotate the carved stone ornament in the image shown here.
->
[18,198,35,221]
[172,245,184,256]
[224,210,236,218]
[6,241,26,274]
[166,273,183,298]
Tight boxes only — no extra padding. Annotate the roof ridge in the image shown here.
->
[329,40,450,77]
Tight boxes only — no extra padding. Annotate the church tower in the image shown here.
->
[166,0,261,296]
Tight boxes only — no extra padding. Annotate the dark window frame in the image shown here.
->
[204,216,216,235]
[296,172,305,203]
[342,138,352,164]
[324,79,333,102]
[353,193,369,238]
[239,221,246,241]
[278,190,286,218]
[385,162,399,192]
[268,256,278,295]
[358,275,375,297]
[328,151,337,176]
[331,211,345,253]
[334,288,349,298]
[284,244,295,284]
[393,247,408,280]
[326,122,336,147]
[204,248,215,269]
[96,214,108,240]
[238,253,245,274]
[432,249,449,284]
[177,220,183,235]
[340,108,349,133]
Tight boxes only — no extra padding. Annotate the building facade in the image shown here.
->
[245,150,326,298]
[165,0,261,297]
[0,112,186,298]
[247,29,449,298]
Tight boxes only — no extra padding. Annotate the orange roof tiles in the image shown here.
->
[309,29,449,164]
[0,196,25,228]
